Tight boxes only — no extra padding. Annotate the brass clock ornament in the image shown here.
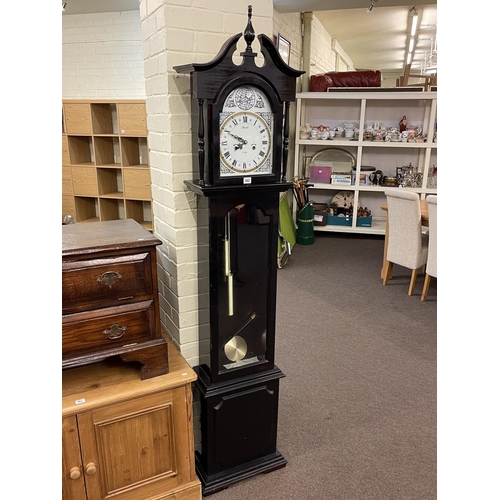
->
[174,5,304,495]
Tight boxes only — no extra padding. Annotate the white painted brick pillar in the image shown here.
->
[138,0,273,366]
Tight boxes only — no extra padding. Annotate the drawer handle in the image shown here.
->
[97,271,122,289]
[103,323,127,340]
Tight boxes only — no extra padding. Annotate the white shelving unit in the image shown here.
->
[293,89,437,235]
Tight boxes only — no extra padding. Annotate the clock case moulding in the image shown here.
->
[174,6,303,191]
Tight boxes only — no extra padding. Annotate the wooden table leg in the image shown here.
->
[381,215,392,280]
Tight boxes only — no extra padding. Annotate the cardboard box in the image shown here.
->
[309,166,332,184]
[356,215,373,227]
[312,202,328,211]
[326,214,353,226]
[331,174,351,185]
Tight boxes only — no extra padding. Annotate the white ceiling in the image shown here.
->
[273,0,437,74]
[62,0,437,75]
[62,0,139,15]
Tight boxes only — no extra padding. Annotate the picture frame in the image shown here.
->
[276,33,291,65]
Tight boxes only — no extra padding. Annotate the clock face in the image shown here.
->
[331,191,356,209]
[219,86,274,178]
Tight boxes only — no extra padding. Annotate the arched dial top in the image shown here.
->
[219,85,274,177]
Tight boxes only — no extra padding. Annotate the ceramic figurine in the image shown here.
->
[399,115,407,132]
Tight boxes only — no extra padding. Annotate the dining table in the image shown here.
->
[380,199,429,280]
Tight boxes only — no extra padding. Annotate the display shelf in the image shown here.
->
[90,102,118,134]
[99,198,125,221]
[315,216,386,235]
[74,196,99,223]
[293,90,437,234]
[97,167,123,197]
[68,136,94,165]
[93,136,121,166]
[62,100,154,231]
[121,136,149,167]
[126,200,153,231]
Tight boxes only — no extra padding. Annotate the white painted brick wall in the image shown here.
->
[61,5,342,366]
[273,10,304,179]
[62,11,146,98]
[140,0,273,368]
[273,9,303,74]
[310,14,337,75]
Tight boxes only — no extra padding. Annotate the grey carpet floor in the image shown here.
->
[210,233,437,500]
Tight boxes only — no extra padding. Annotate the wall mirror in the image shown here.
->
[309,148,356,174]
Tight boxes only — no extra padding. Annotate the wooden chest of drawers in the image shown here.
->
[62,219,169,379]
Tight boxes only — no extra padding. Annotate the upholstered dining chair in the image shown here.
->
[382,189,428,296]
[421,195,437,301]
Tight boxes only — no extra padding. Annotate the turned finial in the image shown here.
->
[243,5,255,52]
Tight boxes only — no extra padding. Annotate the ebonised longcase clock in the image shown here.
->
[174,5,304,496]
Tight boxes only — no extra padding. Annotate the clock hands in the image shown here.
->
[234,142,256,151]
[225,130,251,152]
[224,130,248,145]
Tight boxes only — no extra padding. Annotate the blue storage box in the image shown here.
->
[326,214,352,226]
[356,215,373,227]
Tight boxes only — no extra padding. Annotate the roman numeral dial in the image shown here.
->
[219,85,274,178]
[220,111,271,174]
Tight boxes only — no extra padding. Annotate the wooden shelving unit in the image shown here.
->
[62,100,154,231]
[293,90,437,235]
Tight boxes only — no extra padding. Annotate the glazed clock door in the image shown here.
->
[219,85,273,179]
[209,196,278,382]
[211,79,283,186]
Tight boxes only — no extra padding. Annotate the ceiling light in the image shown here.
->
[410,14,418,36]
[408,37,415,54]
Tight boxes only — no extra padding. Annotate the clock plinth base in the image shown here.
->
[194,365,286,496]
[195,449,286,496]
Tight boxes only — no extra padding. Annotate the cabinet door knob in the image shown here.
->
[69,467,81,479]
[85,462,97,475]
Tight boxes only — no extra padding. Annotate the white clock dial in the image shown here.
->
[220,111,271,174]
[219,85,274,177]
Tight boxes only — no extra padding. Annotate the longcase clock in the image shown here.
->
[174,6,304,495]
